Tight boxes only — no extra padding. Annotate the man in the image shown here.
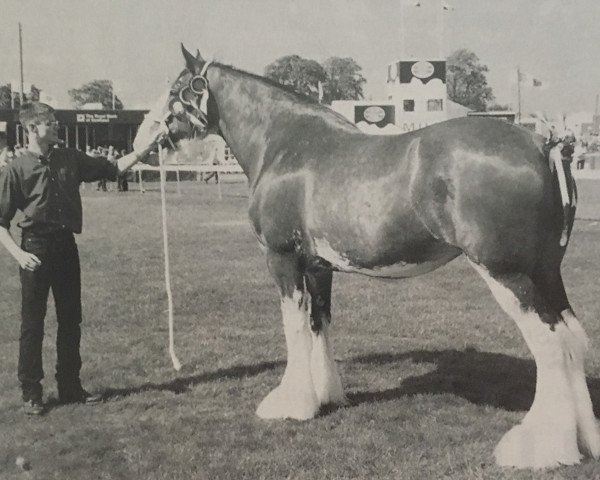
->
[0,102,166,415]
[0,132,8,169]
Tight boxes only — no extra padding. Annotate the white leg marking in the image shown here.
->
[256,289,320,420]
[310,319,347,406]
[470,263,586,469]
[561,309,600,459]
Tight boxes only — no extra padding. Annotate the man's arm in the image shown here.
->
[0,226,40,271]
[116,144,156,175]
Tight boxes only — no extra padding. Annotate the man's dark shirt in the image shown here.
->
[0,148,118,234]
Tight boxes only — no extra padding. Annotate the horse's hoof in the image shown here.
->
[578,419,600,459]
[495,421,582,469]
[256,385,319,421]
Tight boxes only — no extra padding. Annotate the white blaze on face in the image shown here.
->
[133,89,171,152]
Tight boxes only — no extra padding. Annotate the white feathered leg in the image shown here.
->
[257,288,320,420]
[471,263,594,469]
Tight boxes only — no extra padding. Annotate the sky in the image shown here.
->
[1,0,599,117]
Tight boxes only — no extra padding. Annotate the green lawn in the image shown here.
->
[1,177,600,479]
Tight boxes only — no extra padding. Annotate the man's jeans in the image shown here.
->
[18,230,82,400]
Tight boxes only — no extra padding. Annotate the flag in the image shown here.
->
[441,1,454,10]
[518,71,543,87]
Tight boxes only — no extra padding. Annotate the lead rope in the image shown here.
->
[158,144,182,371]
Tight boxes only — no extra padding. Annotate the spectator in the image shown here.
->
[0,133,9,170]
[96,147,108,192]
[202,132,225,184]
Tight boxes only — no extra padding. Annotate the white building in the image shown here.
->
[332,58,452,135]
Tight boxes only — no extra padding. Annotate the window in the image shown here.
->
[427,99,444,111]
[403,100,415,112]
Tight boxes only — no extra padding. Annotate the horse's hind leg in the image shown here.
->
[256,251,319,420]
[470,261,600,469]
[532,266,600,460]
[305,268,347,407]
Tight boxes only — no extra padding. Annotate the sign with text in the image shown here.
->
[75,113,119,124]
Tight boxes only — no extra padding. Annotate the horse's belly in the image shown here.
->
[312,237,459,279]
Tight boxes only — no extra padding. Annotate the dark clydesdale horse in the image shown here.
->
[134,45,599,469]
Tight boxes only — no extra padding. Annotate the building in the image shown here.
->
[0,109,148,151]
[332,58,455,135]
[467,111,517,123]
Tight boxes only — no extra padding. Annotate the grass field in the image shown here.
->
[2,177,600,479]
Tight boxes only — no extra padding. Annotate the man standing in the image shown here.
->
[0,132,9,169]
[0,102,166,415]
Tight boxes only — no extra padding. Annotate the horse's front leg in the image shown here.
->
[256,250,320,420]
[305,267,347,407]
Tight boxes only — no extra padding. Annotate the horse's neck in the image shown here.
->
[208,66,316,185]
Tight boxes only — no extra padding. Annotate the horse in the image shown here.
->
[133,45,600,470]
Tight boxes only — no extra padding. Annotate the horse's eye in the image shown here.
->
[190,76,208,94]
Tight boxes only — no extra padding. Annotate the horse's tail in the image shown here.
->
[548,144,577,247]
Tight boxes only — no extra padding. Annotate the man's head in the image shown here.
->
[19,102,60,146]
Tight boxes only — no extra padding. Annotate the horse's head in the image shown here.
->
[134,45,219,153]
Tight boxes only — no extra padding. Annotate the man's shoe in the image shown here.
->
[23,398,45,416]
[59,388,102,405]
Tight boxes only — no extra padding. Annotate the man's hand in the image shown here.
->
[133,119,170,154]
[16,250,41,271]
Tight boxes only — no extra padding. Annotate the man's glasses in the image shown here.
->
[33,120,59,127]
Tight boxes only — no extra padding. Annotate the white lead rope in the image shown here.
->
[158,144,182,371]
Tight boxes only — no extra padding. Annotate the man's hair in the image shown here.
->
[19,102,55,127]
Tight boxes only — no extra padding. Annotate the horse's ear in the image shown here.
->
[195,49,204,61]
[181,43,200,73]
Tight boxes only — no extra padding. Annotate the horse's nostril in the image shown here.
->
[172,102,184,115]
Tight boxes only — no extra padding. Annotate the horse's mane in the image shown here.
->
[214,62,359,131]
[216,63,319,105]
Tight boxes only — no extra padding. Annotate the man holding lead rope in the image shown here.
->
[0,102,167,415]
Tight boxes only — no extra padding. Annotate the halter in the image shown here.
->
[158,61,212,141]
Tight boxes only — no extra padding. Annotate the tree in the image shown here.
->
[446,49,494,111]
[0,83,41,109]
[264,55,327,101]
[0,85,11,109]
[68,79,123,110]
[487,103,512,111]
[321,57,366,104]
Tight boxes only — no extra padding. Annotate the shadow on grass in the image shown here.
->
[44,360,283,410]
[99,360,284,401]
[46,348,600,417]
[347,348,600,416]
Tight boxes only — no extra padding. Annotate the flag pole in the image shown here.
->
[19,22,24,105]
[400,0,405,58]
[111,80,116,110]
[517,66,522,123]
[438,1,443,58]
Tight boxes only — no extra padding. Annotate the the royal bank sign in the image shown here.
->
[75,113,119,124]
